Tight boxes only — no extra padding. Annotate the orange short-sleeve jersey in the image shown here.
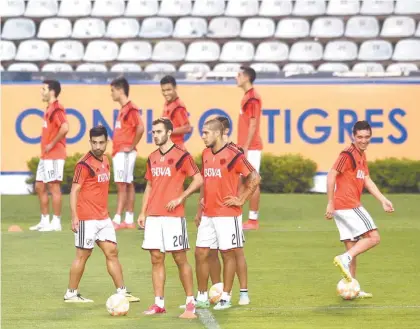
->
[162,97,190,147]
[41,100,67,160]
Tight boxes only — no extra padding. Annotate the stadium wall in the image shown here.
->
[1,78,419,195]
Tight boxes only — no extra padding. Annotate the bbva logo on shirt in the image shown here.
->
[204,168,222,178]
[97,173,110,183]
[356,170,365,180]
[151,167,171,177]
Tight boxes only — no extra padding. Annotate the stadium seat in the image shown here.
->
[275,18,310,39]
[213,63,241,72]
[318,62,350,72]
[72,18,106,39]
[76,63,108,72]
[144,63,176,72]
[185,41,221,62]
[207,17,241,38]
[91,0,125,17]
[105,18,140,38]
[110,63,142,72]
[327,0,360,15]
[58,0,91,17]
[178,63,211,73]
[254,41,289,62]
[352,62,384,73]
[345,16,379,38]
[49,40,84,61]
[416,22,420,37]
[15,40,50,61]
[38,18,72,39]
[173,17,207,38]
[24,0,58,17]
[380,16,416,38]
[158,0,192,17]
[240,18,275,38]
[2,18,36,40]
[360,0,394,15]
[151,41,186,61]
[323,40,358,61]
[138,17,174,38]
[394,0,420,14]
[0,41,17,61]
[293,0,326,16]
[41,63,73,72]
[393,39,420,61]
[358,40,393,61]
[191,0,225,17]
[83,41,119,62]
[0,64,4,72]
[282,63,315,74]
[259,0,292,17]
[386,63,418,73]
[3,0,25,17]
[289,41,323,62]
[251,63,281,73]
[225,0,259,17]
[310,17,344,38]
[117,41,152,61]
[8,63,39,71]
[125,0,158,17]
[219,41,255,62]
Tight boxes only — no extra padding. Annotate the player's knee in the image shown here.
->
[35,182,46,194]
[116,183,128,192]
[195,247,209,262]
[172,252,188,267]
[370,232,381,245]
[150,252,164,265]
[105,247,119,260]
[76,250,92,262]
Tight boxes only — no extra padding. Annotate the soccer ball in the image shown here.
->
[106,294,130,316]
[337,278,360,300]
[209,282,224,304]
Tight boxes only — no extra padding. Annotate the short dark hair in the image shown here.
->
[215,116,230,130]
[240,66,256,84]
[89,125,108,140]
[42,79,61,97]
[153,117,173,132]
[160,75,177,87]
[353,120,372,135]
[204,119,224,135]
[110,77,129,96]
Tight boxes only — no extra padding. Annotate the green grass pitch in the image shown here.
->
[2,194,420,329]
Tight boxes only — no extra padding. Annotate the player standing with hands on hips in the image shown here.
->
[325,121,394,298]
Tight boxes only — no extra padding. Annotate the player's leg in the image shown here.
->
[344,240,357,278]
[112,152,128,229]
[235,247,250,305]
[121,151,137,228]
[30,160,50,231]
[243,151,261,230]
[209,248,222,285]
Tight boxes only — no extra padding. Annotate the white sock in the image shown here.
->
[249,211,258,221]
[124,212,134,224]
[155,296,164,308]
[220,291,231,302]
[52,215,61,223]
[66,289,77,296]
[117,286,127,294]
[186,296,195,305]
[342,252,352,262]
[196,291,208,302]
[113,214,121,224]
[41,215,50,224]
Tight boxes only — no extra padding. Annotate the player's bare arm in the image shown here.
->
[172,123,192,136]
[137,181,151,228]
[195,186,204,227]
[325,169,339,219]
[123,124,144,153]
[45,122,69,153]
[166,172,203,212]
[69,182,81,233]
[224,170,261,207]
[364,175,394,212]
[242,118,257,155]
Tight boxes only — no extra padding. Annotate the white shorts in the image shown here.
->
[333,207,377,241]
[75,218,117,249]
[113,151,136,183]
[247,150,261,173]
[142,216,189,253]
[35,159,64,183]
[196,215,244,251]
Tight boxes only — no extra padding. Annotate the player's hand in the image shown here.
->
[194,213,201,227]
[382,199,394,213]
[137,214,146,229]
[71,217,79,233]
[325,202,335,220]
[223,196,244,207]
[166,197,184,212]
[123,146,134,153]
[45,143,53,154]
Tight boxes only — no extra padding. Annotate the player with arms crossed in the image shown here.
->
[160,75,192,150]
[30,80,69,232]
[110,77,144,229]
[137,118,203,317]
[195,119,260,310]
[236,66,263,230]
[64,126,139,303]
[325,121,394,298]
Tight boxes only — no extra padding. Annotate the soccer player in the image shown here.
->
[110,77,144,229]
[137,118,203,317]
[160,75,192,149]
[325,120,394,298]
[195,119,260,310]
[236,66,263,230]
[30,80,69,232]
[64,126,139,303]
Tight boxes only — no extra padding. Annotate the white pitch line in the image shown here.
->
[234,305,420,312]
[196,309,222,329]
